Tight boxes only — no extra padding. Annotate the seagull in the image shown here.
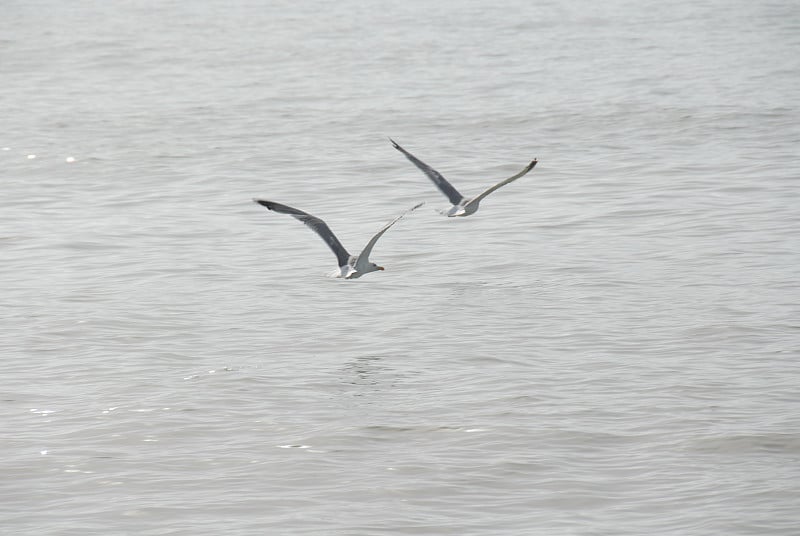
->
[253,199,423,279]
[390,139,537,217]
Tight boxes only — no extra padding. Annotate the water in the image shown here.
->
[2,1,799,534]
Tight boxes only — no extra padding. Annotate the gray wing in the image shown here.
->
[464,159,538,209]
[390,139,464,205]
[356,202,424,270]
[253,199,351,267]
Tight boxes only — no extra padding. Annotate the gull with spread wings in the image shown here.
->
[253,199,423,279]
[390,139,537,217]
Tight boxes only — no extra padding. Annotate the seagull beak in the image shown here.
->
[377,266,385,271]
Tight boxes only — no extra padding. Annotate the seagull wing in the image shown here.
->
[464,159,537,209]
[356,202,424,270]
[390,139,464,205]
[254,199,351,267]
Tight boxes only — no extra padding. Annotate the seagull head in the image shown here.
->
[358,262,384,274]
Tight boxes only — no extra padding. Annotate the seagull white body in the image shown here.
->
[253,199,423,279]
[390,139,537,217]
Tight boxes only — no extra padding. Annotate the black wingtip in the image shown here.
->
[253,198,273,210]
[388,138,401,150]
[530,158,538,169]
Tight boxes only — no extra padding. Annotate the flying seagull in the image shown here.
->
[253,199,423,279]
[390,139,537,217]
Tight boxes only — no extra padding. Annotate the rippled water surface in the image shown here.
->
[2,1,799,534]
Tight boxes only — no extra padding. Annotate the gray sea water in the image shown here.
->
[2,1,799,534]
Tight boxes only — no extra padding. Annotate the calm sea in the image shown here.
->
[2,1,799,534]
